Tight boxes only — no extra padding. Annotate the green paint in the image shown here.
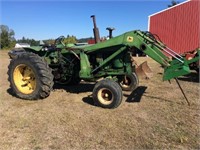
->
[17,30,199,82]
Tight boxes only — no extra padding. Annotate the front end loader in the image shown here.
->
[8,17,199,109]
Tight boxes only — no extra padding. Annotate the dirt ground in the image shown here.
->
[0,50,199,149]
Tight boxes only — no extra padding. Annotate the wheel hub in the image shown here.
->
[13,64,36,94]
[97,88,114,105]
[120,76,131,88]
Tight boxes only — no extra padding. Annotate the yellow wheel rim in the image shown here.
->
[97,88,114,105]
[13,64,36,94]
[120,76,131,88]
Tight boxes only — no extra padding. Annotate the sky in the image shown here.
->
[1,0,186,40]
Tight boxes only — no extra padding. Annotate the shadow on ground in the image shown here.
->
[124,86,147,103]
[54,82,97,106]
[7,88,15,97]
[53,82,95,93]
[7,84,148,106]
[83,86,149,107]
[178,72,199,83]
[82,96,96,107]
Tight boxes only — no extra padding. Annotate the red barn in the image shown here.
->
[148,0,200,54]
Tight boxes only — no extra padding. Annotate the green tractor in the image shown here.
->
[8,16,199,108]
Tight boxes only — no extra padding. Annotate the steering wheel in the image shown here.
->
[55,36,65,46]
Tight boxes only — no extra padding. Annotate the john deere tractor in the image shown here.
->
[8,16,199,108]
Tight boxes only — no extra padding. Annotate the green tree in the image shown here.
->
[168,0,179,8]
[63,35,77,44]
[17,37,39,46]
[0,25,16,49]
[44,39,55,45]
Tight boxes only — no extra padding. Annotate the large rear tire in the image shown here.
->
[93,79,123,109]
[8,52,54,100]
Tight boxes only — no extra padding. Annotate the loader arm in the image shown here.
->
[130,31,199,81]
[84,30,199,81]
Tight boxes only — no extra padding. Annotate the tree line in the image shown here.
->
[0,25,80,50]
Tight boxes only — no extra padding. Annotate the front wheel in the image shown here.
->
[93,79,123,109]
[119,73,139,91]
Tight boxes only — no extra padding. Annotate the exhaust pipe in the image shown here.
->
[91,15,100,43]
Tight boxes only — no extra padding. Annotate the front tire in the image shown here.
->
[93,79,123,109]
[8,52,54,100]
[119,73,139,91]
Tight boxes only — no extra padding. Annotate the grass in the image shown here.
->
[0,51,199,149]
[0,48,13,51]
